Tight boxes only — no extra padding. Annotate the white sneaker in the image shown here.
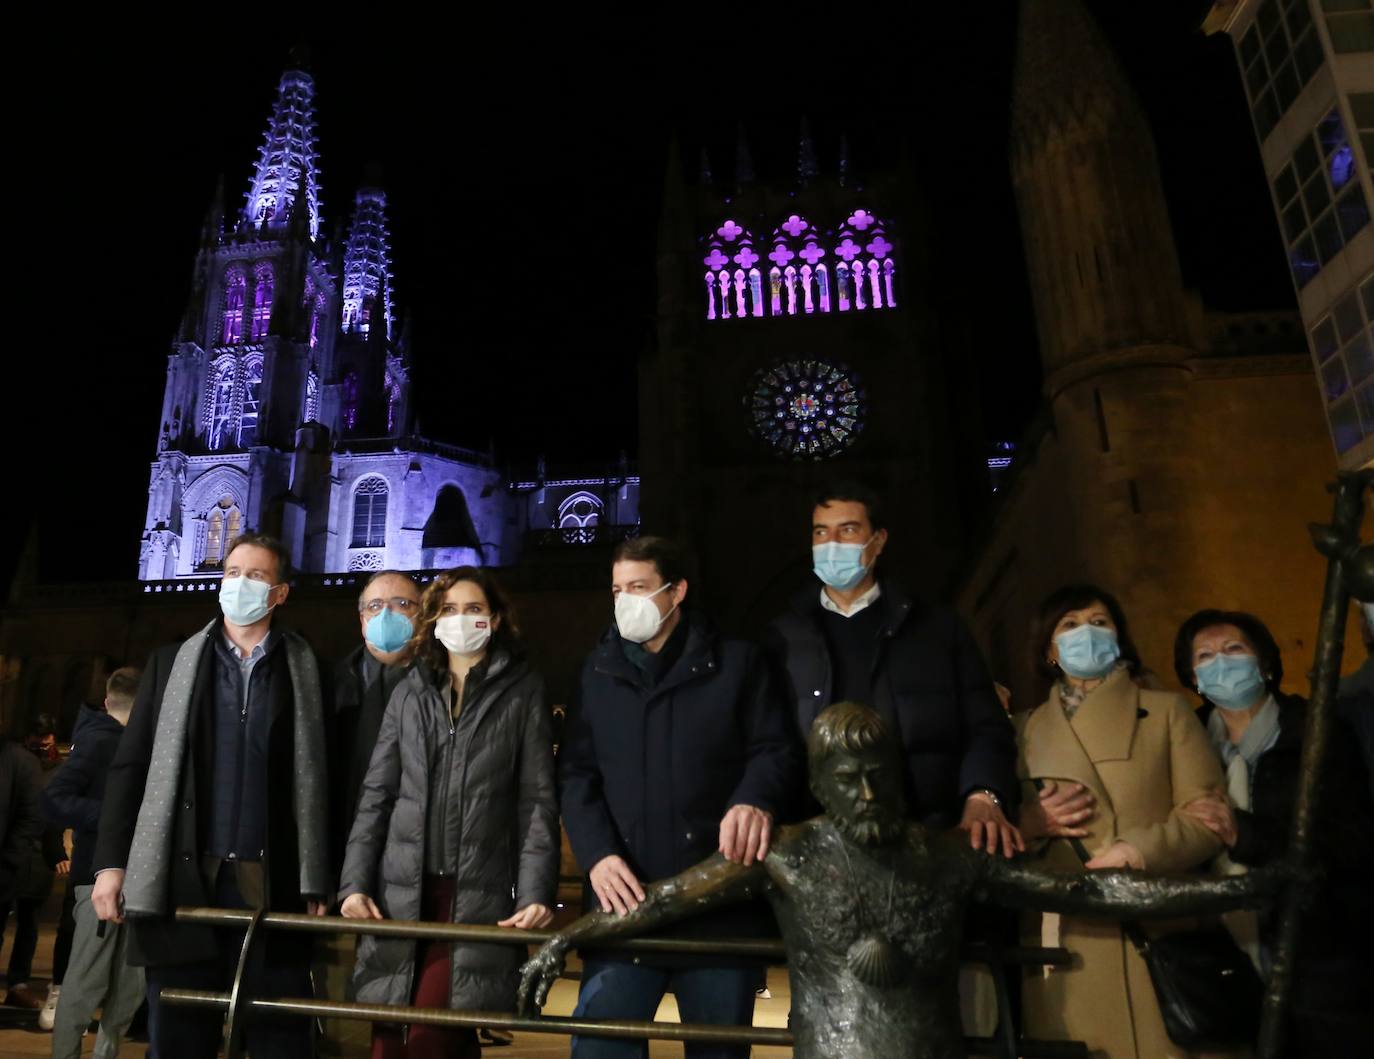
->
[37,983,60,1031]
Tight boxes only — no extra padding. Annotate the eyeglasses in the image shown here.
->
[359,597,419,617]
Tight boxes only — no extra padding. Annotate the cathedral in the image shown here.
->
[137,66,639,582]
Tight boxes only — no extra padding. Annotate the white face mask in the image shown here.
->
[614,583,676,644]
[435,614,492,656]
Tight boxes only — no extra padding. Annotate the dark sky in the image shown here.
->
[9,4,1293,591]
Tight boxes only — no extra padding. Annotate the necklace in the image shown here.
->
[837,837,905,988]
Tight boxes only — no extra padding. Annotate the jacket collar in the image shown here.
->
[593,610,720,692]
[791,576,917,637]
[1021,668,1142,810]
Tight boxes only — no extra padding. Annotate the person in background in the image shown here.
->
[1,713,68,1011]
[41,667,147,1059]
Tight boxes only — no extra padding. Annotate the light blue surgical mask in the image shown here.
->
[219,576,276,627]
[1054,623,1120,679]
[364,608,413,655]
[813,538,877,591]
[1195,653,1267,712]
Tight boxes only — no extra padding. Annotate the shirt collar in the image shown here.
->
[222,626,272,662]
[819,580,883,618]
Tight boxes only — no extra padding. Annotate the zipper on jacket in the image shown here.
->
[228,668,250,859]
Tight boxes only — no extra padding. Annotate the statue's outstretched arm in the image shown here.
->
[517,853,767,1013]
[980,856,1287,919]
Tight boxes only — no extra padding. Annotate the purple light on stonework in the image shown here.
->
[865,234,893,258]
[718,220,744,241]
[835,237,862,262]
[847,210,875,230]
[343,371,359,431]
[817,265,831,312]
[734,246,760,269]
[769,244,796,267]
[705,272,718,320]
[704,248,730,270]
[750,270,764,317]
[222,270,246,344]
[782,215,808,237]
[799,242,826,266]
[884,259,897,307]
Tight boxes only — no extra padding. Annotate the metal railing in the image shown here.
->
[161,906,1088,1058]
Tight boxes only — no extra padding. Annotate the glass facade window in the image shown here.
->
[1239,0,1323,142]
[1310,272,1374,452]
[1321,0,1374,54]
[1273,108,1370,287]
[1351,93,1374,174]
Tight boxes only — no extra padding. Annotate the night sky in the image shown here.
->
[9,4,1293,593]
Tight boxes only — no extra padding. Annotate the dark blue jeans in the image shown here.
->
[570,960,757,1059]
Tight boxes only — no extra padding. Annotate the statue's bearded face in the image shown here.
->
[813,748,905,846]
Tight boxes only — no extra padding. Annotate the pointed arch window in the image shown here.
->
[238,356,263,446]
[221,268,247,344]
[207,362,236,450]
[251,262,274,339]
[351,477,389,548]
[203,496,243,569]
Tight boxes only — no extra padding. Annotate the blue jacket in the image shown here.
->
[41,705,125,886]
[559,611,800,960]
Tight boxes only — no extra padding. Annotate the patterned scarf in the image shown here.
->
[122,620,331,916]
[1056,662,1130,721]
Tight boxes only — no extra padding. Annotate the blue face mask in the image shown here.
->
[365,608,413,655]
[1054,623,1120,679]
[1195,653,1267,712]
[219,576,276,627]
[813,539,876,591]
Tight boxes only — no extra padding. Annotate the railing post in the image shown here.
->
[223,908,266,1059]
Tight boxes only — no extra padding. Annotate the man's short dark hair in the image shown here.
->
[1173,609,1284,695]
[812,480,885,532]
[106,667,142,710]
[357,569,418,605]
[225,532,293,582]
[612,535,689,586]
[28,713,59,739]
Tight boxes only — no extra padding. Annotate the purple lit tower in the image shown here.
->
[136,63,533,579]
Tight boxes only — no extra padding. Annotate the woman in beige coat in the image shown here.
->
[1016,584,1235,1059]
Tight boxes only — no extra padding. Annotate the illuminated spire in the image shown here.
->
[342,187,394,340]
[243,66,322,239]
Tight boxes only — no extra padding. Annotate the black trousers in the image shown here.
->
[0,896,41,984]
[144,866,313,1059]
[52,875,77,984]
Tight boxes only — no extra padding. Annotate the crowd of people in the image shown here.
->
[0,480,1369,1059]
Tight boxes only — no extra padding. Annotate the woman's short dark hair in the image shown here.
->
[612,535,689,587]
[403,566,520,672]
[1030,583,1142,682]
[1173,609,1283,694]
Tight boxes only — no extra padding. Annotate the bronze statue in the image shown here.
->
[520,703,1287,1059]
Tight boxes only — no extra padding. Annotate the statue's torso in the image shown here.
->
[766,824,978,1059]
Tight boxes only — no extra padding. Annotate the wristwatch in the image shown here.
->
[967,787,1002,809]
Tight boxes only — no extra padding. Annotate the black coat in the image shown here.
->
[765,581,1017,825]
[328,645,408,883]
[559,612,800,961]
[93,626,327,968]
[0,741,43,904]
[41,705,125,885]
[1200,695,1374,1033]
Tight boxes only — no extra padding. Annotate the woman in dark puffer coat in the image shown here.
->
[340,566,559,1059]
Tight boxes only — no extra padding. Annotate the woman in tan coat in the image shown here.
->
[1016,584,1235,1059]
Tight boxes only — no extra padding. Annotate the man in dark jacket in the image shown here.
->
[41,666,146,1059]
[765,483,1021,854]
[0,731,44,1007]
[91,533,331,1059]
[329,568,420,873]
[560,535,799,1059]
